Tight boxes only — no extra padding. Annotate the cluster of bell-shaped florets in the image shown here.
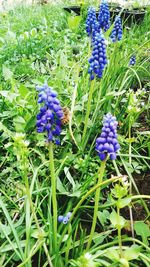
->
[58,212,72,224]
[86,7,97,37]
[36,84,64,144]
[96,113,120,161]
[88,32,107,80]
[129,55,136,66]
[91,21,101,42]
[110,16,123,42]
[98,0,110,32]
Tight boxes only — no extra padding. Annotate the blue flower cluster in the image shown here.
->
[129,55,136,66]
[92,21,101,42]
[88,32,107,80]
[86,7,97,37]
[36,84,64,144]
[110,16,123,42]
[98,0,110,32]
[58,212,72,224]
[96,113,120,161]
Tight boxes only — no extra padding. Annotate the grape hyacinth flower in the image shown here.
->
[86,7,97,37]
[98,0,110,32]
[88,32,107,80]
[129,55,136,66]
[110,16,123,42]
[96,113,120,161]
[36,84,64,144]
[91,21,101,42]
[58,212,72,224]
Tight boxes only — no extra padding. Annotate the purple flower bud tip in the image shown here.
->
[66,212,72,219]
[63,216,69,224]
[96,113,120,161]
[98,0,110,32]
[110,16,123,42]
[86,7,97,37]
[58,215,64,223]
[129,55,136,66]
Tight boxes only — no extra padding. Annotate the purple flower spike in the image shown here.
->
[110,16,123,42]
[98,0,110,32]
[86,7,97,37]
[88,32,107,80]
[129,55,136,66]
[96,113,120,161]
[36,84,64,144]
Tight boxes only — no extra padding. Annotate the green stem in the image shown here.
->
[23,159,31,267]
[140,253,150,263]
[65,224,72,265]
[82,79,95,143]
[132,195,150,200]
[69,67,80,148]
[49,142,57,251]
[117,206,123,258]
[58,175,122,248]
[128,125,135,240]
[91,237,150,254]
[86,159,106,250]
[24,160,53,267]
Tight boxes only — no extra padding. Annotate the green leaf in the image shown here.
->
[13,116,26,132]
[105,248,120,261]
[68,16,81,31]
[64,167,75,188]
[18,84,29,98]
[0,223,11,238]
[2,65,13,80]
[0,198,24,260]
[117,197,131,209]
[111,184,128,199]
[124,245,141,261]
[57,177,67,194]
[98,210,110,226]
[109,210,126,229]
[134,221,150,246]
[0,90,19,103]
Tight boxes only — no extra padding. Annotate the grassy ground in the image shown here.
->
[0,2,150,266]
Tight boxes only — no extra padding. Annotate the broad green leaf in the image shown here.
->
[68,16,81,31]
[18,84,29,98]
[117,197,131,209]
[30,27,37,37]
[0,224,11,238]
[124,245,141,261]
[0,90,19,102]
[13,116,26,132]
[134,221,150,246]
[2,65,13,80]
[64,167,75,188]
[110,210,126,229]
[98,210,110,226]
[105,248,120,261]
[111,184,128,199]
[57,177,67,194]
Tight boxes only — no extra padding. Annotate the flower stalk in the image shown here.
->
[82,79,95,143]
[49,142,57,251]
[87,158,107,249]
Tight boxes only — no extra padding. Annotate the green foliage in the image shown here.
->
[0,2,149,267]
[134,221,150,246]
